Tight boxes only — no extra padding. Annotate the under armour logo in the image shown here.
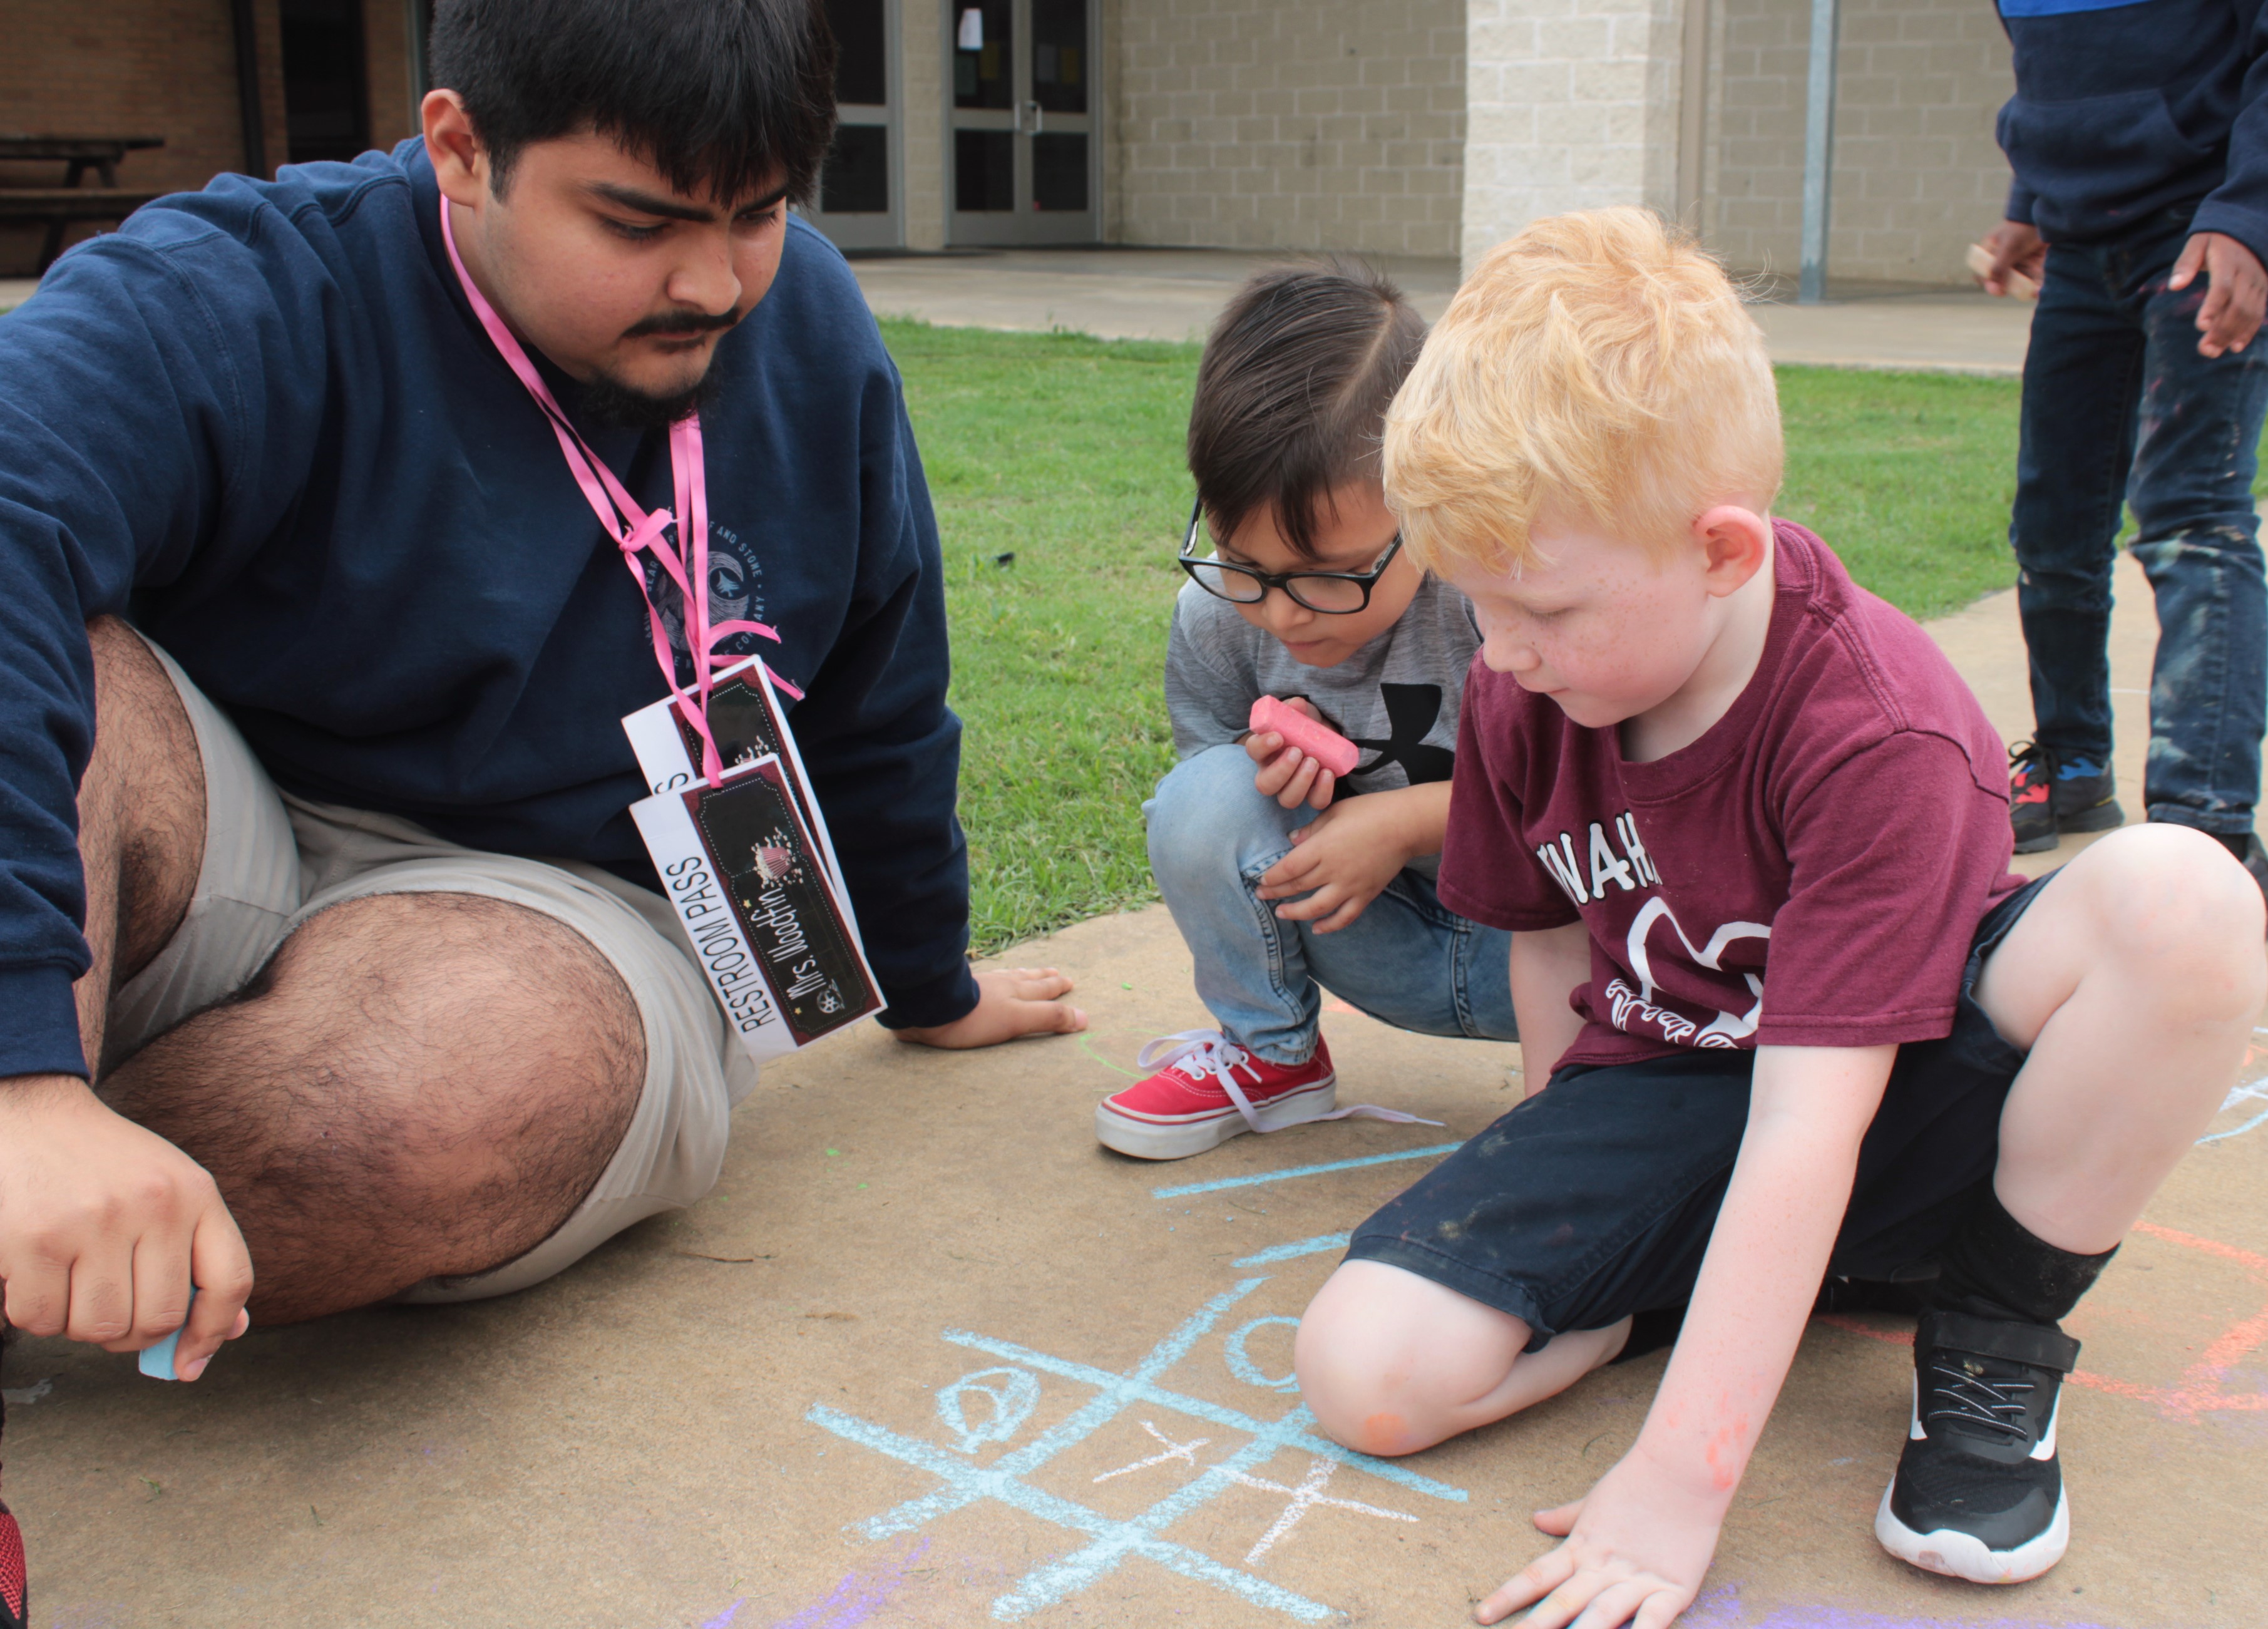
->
[1350,683,1455,784]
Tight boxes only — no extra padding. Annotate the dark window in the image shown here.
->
[952,1,1012,110]
[955,128,1014,212]
[281,0,371,163]
[1032,0,1086,115]
[822,125,890,213]
[1032,131,1086,212]
[826,0,888,106]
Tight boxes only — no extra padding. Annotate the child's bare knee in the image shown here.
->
[1293,1260,1527,1457]
[2089,826,2266,1011]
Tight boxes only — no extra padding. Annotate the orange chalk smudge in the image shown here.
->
[1361,1411,1409,1454]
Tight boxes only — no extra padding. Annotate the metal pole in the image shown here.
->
[1797,0,1837,304]
[406,0,433,125]
[229,0,269,178]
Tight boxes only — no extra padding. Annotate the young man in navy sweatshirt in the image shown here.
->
[0,3,1083,1604]
[1978,3,2268,881]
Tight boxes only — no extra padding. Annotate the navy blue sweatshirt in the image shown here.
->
[1996,0,2268,260]
[0,140,980,1080]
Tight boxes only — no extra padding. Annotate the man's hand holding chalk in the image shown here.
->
[0,1076,254,1380]
[1244,694,1360,811]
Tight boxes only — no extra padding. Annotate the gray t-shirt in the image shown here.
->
[1164,573,1483,873]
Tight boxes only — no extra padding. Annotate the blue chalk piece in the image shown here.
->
[138,1287,196,1380]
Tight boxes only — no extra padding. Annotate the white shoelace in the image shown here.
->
[1134,1029,1444,1136]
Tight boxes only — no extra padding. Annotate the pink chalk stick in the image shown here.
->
[1248,695,1360,778]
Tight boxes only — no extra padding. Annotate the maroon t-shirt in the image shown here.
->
[1439,522,2022,1070]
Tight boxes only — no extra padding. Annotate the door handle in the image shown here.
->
[1017,100,1044,135]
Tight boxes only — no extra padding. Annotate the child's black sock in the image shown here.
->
[1931,1184,2117,1327]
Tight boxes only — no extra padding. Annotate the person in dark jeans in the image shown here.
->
[1979,3,2268,884]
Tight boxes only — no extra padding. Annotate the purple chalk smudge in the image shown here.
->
[702,1603,746,1629]
[768,1539,931,1629]
[1683,1585,2137,1629]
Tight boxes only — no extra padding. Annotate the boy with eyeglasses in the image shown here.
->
[1094,263,1519,1161]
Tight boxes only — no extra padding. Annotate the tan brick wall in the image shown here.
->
[364,0,423,154]
[1706,0,2013,285]
[1460,0,1684,275]
[900,0,947,250]
[2,0,293,274]
[1107,0,1466,259]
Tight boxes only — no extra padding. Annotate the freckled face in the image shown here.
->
[1211,481,1424,668]
[1439,516,1720,730]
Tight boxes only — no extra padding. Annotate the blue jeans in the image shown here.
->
[2013,205,2268,834]
[1144,744,1518,1064]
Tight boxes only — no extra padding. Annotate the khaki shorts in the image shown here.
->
[110,635,757,1303]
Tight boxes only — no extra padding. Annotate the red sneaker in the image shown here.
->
[1095,1030,1338,1160]
[0,1380,23,1629]
[0,1497,21,1629]
[1095,1029,1440,1161]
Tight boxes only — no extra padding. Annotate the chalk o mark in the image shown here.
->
[1224,1317,1302,1392]
[936,1365,1040,1454]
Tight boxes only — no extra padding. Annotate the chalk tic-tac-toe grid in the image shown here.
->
[807,1272,1470,1621]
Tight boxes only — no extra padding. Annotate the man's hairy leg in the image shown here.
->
[101,892,646,1323]
[74,617,206,1058]
[0,617,246,1370]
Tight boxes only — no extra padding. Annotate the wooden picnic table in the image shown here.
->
[0,133,167,271]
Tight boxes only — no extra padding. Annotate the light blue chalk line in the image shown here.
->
[1233,1233,1351,1267]
[2201,1106,2268,1144]
[805,1405,1330,1621]
[1152,1142,1463,1200]
[993,1399,1347,1620]
[942,1328,1465,1503]
[849,1278,1270,1541]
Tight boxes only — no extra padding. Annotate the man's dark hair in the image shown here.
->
[1187,260,1429,562]
[429,0,839,205]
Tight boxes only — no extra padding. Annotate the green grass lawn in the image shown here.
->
[887,319,2032,953]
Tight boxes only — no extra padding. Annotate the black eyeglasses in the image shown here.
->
[1176,500,1403,614]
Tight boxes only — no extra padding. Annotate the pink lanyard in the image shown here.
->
[439,195,791,786]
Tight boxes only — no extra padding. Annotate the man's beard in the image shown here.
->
[573,362,723,433]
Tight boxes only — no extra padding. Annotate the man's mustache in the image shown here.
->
[623,308,742,339]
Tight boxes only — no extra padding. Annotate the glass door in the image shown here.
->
[946,0,1097,245]
[806,0,901,251]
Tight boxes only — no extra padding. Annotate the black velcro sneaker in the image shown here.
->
[1875,1308,2081,1585]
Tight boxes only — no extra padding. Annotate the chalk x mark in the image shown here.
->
[1092,1421,1209,1483]
[806,1275,1466,1622]
[1228,1457,1417,1564]
[1152,1143,1463,1200]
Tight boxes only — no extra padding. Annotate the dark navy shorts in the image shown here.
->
[1345,871,2054,1349]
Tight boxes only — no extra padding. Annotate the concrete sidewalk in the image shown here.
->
[8,557,2265,1626]
[848,247,2036,376]
[4,252,2038,376]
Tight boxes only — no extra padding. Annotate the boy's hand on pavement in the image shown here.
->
[891,967,1087,1048]
[0,1074,255,1379]
[1978,220,2045,297]
[1475,1448,1723,1629]
[1255,794,1415,933]
[1244,697,1337,811]
[2170,231,2268,357]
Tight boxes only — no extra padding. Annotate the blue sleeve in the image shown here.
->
[2192,1,2268,265]
[789,355,980,1030]
[0,190,329,1078]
